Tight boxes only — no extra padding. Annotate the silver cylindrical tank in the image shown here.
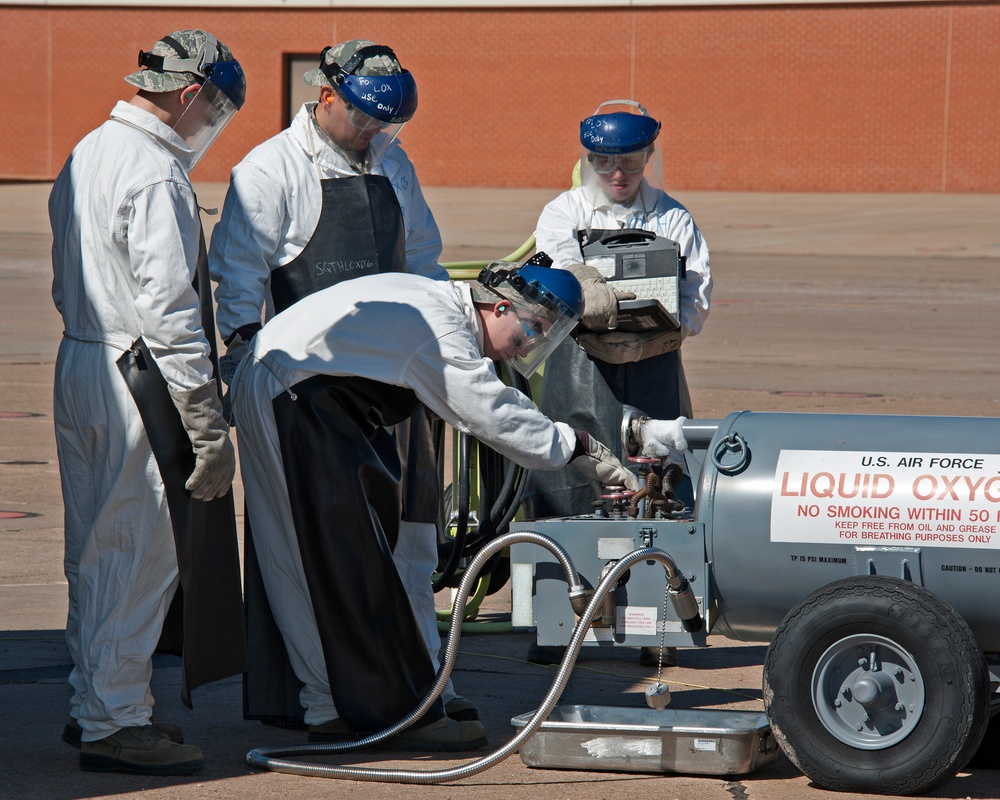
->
[692,412,1000,649]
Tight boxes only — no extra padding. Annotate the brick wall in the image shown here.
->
[3,4,998,192]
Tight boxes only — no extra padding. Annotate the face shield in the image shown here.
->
[333,92,409,170]
[172,60,246,168]
[477,258,584,378]
[321,45,417,171]
[578,100,665,208]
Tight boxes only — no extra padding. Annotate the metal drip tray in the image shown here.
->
[512,704,779,776]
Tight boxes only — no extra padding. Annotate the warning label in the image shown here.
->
[770,450,1000,548]
[616,606,658,637]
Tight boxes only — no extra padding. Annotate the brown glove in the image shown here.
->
[563,263,635,331]
[575,328,682,364]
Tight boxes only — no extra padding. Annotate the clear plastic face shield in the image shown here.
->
[173,60,246,168]
[135,33,246,169]
[578,100,665,208]
[477,261,583,379]
[332,93,408,170]
[319,45,417,172]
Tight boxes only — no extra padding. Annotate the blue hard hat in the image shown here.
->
[338,70,417,124]
[320,44,417,124]
[515,257,585,321]
[580,110,660,155]
[477,254,584,321]
[204,60,246,109]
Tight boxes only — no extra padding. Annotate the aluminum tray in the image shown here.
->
[512,704,779,776]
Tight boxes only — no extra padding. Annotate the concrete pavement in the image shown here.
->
[1,182,999,799]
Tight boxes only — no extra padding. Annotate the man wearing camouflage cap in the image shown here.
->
[49,29,247,775]
[208,39,483,750]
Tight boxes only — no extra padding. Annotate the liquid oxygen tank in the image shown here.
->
[692,411,1000,649]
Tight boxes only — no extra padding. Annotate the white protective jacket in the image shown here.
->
[535,182,712,340]
[209,102,448,340]
[51,100,215,390]
[233,273,577,471]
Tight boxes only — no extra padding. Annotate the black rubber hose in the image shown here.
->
[432,428,471,591]
[434,364,532,590]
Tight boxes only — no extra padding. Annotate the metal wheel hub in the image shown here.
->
[812,633,925,749]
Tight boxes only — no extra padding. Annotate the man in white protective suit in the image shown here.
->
[523,100,712,668]
[525,99,711,518]
[228,259,640,750]
[207,39,473,730]
[49,29,248,775]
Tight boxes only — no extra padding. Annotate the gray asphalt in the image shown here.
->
[1,182,999,799]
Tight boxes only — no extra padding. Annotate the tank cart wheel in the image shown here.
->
[762,576,989,795]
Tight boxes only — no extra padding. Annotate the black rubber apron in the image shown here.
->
[115,230,248,707]
[522,229,691,519]
[270,175,405,311]
[269,375,445,732]
[243,174,441,722]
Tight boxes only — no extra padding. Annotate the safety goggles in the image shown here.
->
[587,151,648,175]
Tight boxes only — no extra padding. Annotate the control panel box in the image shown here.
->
[510,516,709,649]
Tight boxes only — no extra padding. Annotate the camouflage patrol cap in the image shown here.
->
[303,38,402,87]
[125,29,234,93]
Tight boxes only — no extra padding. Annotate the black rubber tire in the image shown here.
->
[966,711,1000,770]
[763,576,989,795]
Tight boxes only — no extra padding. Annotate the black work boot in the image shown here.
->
[63,717,183,749]
[79,725,204,775]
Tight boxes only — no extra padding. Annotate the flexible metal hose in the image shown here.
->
[246,530,691,784]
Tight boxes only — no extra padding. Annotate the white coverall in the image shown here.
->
[230,274,577,725]
[50,101,215,741]
[535,181,711,339]
[207,101,451,703]
[526,180,712,518]
[208,101,447,338]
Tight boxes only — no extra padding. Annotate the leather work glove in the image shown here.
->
[168,380,237,501]
[575,328,682,364]
[564,263,635,330]
[218,332,252,388]
[570,429,640,492]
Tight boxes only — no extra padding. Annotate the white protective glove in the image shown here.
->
[569,429,640,492]
[638,416,689,466]
[168,380,237,501]
[575,328,682,364]
[564,263,635,331]
[218,331,253,388]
